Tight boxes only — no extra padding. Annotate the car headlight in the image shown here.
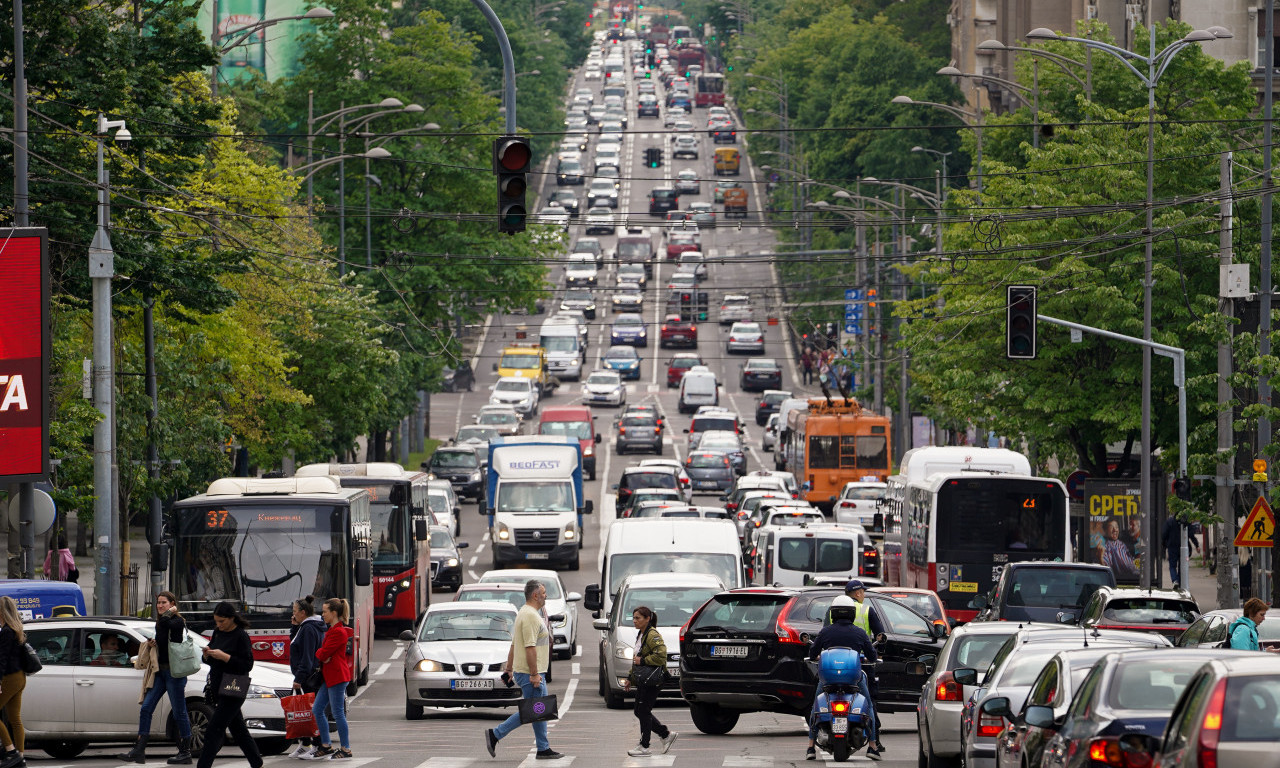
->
[398,578,412,589]
[415,659,446,673]
[586,304,596,310]
[639,330,647,336]
[496,522,511,541]
[614,643,635,660]
[445,557,459,567]
[470,471,482,481]
[245,683,278,699]
[552,615,568,628]
[584,445,594,456]
[564,524,577,541]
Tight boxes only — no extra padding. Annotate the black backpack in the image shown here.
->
[1217,618,1249,649]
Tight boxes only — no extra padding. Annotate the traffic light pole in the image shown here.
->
[469,0,517,132]
[1039,314,1188,585]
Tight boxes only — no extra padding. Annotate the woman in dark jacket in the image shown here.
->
[622,606,676,757]
[287,596,326,759]
[122,591,194,764]
[195,602,261,768]
[0,595,27,768]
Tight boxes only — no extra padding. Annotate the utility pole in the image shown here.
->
[855,203,867,396]
[1264,0,1277,607]
[1216,151,1241,608]
[145,299,165,596]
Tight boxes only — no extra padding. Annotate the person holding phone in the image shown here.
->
[195,602,261,768]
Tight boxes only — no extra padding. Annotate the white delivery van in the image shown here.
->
[583,518,743,616]
[539,319,585,381]
[678,368,719,414]
[754,524,880,587]
[487,436,593,570]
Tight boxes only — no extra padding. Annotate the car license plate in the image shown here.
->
[451,679,493,690]
[697,481,718,489]
[710,645,749,658]
[832,718,848,735]
[526,553,550,560]
[667,666,680,677]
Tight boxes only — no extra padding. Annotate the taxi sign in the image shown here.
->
[1235,496,1276,547]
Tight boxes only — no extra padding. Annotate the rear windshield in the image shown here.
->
[767,511,823,527]
[843,487,885,501]
[1008,568,1112,609]
[690,595,789,631]
[948,633,1014,672]
[651,189,677,200]
[692,417,737,433]
[1106,659,1203,710]
[610,553,739,596]
[620,587,720,627]
[622,417,658,428]
[1101,598,1198,624]
[1222,675,1280,742]
[776,538,853,573]
[626,472,678,489]
[689,453,729,469]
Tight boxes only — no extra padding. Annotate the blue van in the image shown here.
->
[0,579,86,619]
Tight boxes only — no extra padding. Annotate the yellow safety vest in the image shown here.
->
[853,601,872,634]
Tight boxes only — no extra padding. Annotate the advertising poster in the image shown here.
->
[0,229,50,482]
[1083,478,1143,584]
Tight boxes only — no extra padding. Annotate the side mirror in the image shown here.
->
[457,541,470,549]
[414,519,429,541]
[398,630,416,642]
[548,613,565,623]
[492,363,498,371]
[592,618,610,631]
[584,584,603,612]
[595,434,603,444]
[566,591,582,602]
[1023,705,1056,729]
[584,500,594,515]
[953,668,979,687]
[150,543,170,572]
[981,696,1013,719]
[969,594,989,610]
[683,428,690,433]
[1056,611,1078,625]
[930,622,947,640]
[354,558,372,587]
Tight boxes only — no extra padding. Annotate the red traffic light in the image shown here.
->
[495,138,531,172]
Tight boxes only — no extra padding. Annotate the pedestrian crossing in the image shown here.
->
[75,753,876,768]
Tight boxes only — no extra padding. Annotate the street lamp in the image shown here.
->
[977,38,1091,95]
[1025,22,1229,590]
[938,65,1039,148]
[211,7,334,98]
[289,147,393,179]
[892,95,984,193]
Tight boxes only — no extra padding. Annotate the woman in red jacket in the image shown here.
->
[308,598,353,760]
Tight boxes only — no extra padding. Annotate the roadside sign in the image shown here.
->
[844,322,860,335]
[845,288,860,301]
[1235,496,1276,547]
[1065,470,1089,502]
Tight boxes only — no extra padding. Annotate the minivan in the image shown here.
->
[583,518,744,617]
[754,525,879,587]
[678,368,719,414]
[538,405,601,480]
[649,187,679,215]
[539,319,585,380]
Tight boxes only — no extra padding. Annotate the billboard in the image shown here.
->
[0,228,50,482]
[1083,478,1142,585]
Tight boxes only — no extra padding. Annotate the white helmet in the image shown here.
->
[830,595,857,623]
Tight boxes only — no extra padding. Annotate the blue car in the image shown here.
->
[610,314,649,347]
[603,345,642,380]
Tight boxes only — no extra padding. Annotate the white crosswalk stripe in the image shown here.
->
[621,756,675,767]
[516,756,574,768]
[414,758,474,768]
[722,758,772,768]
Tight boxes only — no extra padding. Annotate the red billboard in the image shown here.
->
[0,229,49,482]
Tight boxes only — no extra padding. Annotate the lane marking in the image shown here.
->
[390,645,404,660]
[375,662,391,676]
[351,679,376,701]
[571,662,581,676]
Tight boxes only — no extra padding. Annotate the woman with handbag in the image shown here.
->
[0,596,28,768]
[307,598,353,760]
[122,591,195,764]
[287,596,326,759]
[195,602,262,768]
[623,606,676,758]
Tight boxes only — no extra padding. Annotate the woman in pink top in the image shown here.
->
[42,534,75,582]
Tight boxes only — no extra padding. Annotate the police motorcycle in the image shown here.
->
[808,647,874,762]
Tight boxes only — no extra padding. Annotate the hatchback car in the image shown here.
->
[610,314,648,347]
[453,424,501,447]
[584,206,616,235]
[560,287,597,319]
[587,178,619,208]
[687,202,716,228]
[25,617,297,758]
[676,168,701,194]
[622,490,686,519]
[832,481,888,532]
[1074,586,1200,641]
[727,322,765,354]
[477,569,582,659]
[666,352,704,387]
[488,377,538,416]
[1177,607,1280,650]
[695,430,747,475]
[427,445,485,501]
[616,414,664,454]
[762,413,780,451]
[602,344,642,379]
[617,263,647,288]
[475,406,524,436]
[557,159,585,185]
[740,358,782,391]
[611,284,645,313]
[572,237,607,266]
[755,388,792,426]
[400,601,523,718]
[428,525,468,591]
[549,190,580,216]
[614,466,691,513]
[672,134,699,159]
[685,451,736,494]
[581,369,626,407]
[679,587,946,734]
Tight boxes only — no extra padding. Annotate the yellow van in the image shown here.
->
[714,147,741,176]
[496,344,549,392]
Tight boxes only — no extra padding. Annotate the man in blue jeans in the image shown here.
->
[484,580,564,760]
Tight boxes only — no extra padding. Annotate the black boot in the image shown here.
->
[121,735,148,764]
[167,737,193,765]
[0,750,24,768]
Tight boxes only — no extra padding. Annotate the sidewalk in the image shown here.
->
[1185,554,1229,611]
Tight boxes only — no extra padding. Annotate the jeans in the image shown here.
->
[493,672,550,752]
[1168,548,1181,587]
[138,668,191,739]
[809,671,877,744]
[195,696,261,768]
[312,682,349,749]
[632,682,669,748]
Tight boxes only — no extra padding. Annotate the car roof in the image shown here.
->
[27,615,152,628]
[619,572,725,590]
[1091,585,1197,603]
[428,600,517,614]
[480,569,564,585]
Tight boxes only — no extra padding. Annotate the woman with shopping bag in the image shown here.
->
[307,598,353,760]
[121,591,195,764]
[286,596,326,759]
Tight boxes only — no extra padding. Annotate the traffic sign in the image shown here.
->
[1235,496,1276,547]
[845,288,860,301]
[1065,470,1089,502]
[844,322,860,335]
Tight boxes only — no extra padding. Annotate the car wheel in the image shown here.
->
[39,742,87,760]
[689,702,739,734]
[604,686,627,709]
[186,699,215,754]
[569,552,580,570]
[616,443,624,454]
[257,738,290,756]
[406,701,425,721]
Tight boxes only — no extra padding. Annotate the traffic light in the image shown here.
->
[1006,285,1037,359]
[1172,477,1191,501]
[493,135,531,234]
[645,147,663,168]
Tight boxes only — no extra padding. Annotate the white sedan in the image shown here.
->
[401,601,523,718]
[477,569,583,659]
[582,369,626,407]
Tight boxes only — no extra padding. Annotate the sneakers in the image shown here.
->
[627,745,651,757]
[288,746,314,760]
[304,746,335,760]
[660,733,678,754]
[330,749,352,760]
[0,753,22,768]
[535,750,564,760]
[866,745,882,761]
[484,729,498,758]
[805,747,816,761]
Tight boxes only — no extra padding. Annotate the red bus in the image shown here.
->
[296,463,433,633]
[169,476,374,687]
[695,73,725,107]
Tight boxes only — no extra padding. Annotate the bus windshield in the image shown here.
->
[369,499,411,567]
[174,504,348,614]
[697,75,724,94]
[936,478,1066,555]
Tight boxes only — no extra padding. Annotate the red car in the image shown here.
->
[660,314,698,349]
[666,352,704,387]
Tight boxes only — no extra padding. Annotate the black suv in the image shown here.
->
[971,562,1115,624]
[678,587,946,734]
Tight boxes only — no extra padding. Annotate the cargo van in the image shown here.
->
[678,368,719,414]
[753,525,881,587]
[538,405,601,480]
[617,227,656,277]
[0,579,86,619]
[714,147,741,175]
[583,518,743,616]
[539,320,585,380]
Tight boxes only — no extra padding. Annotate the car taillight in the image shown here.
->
[1197,678,1227,768]
[661,325,668,331]
[681,478,689,484]
[775,599,805,644]
[934,672,961,702]
[977,712,1004,738]
[679,614,695,644]
[860,546,880,577]
[726,502,738,512]
[619,427,626,434]
[1087,737,1155,768]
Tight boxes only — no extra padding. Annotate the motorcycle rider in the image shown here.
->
[806,596,880,761]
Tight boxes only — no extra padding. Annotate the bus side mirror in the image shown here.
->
[355,558,371,587]
[415,519,429,541]
[150,543,169,572]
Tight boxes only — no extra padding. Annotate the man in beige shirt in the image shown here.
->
[484,580,563,760]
